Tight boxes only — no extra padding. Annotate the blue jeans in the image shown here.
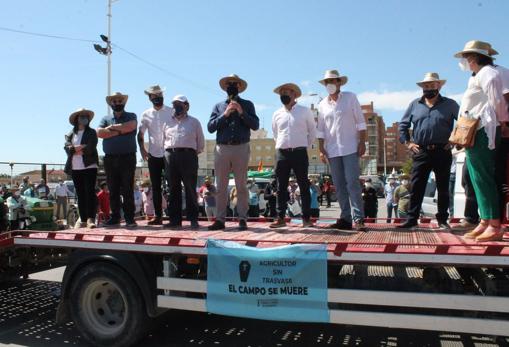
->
[329,153,364,223]
[386,203,398,222]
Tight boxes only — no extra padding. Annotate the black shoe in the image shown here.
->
[165,221,182,229]
[238,220,248,231]
[208,220,225,231]
[190,220,200,229]
[397,220,418,229]
[125,220,137,228]
[326,218,352,230]
[103,218,120,227]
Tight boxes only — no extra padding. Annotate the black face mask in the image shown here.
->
[423,89,439,99]
[226,85,239,97]
[174,104,185,115]
[112,104,125,112]
[280,95,292,105]
[151,97,164,107]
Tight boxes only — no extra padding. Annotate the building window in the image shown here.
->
[256,156,261,161]
[265,145,272,151]
[312,155,317,160]
[266,156,272,161]
[255,146,261,150]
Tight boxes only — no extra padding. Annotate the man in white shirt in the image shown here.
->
[317,70,367,232]
[137,85,173,225]
[269,83,316,228]
[163,95,205,229]
[54,179,70,220]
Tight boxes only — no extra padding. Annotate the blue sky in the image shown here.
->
[1,0,507,174]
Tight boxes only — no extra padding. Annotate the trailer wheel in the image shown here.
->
[69,262,148,347]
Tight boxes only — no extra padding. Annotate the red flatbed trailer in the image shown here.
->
[2,219,509,347]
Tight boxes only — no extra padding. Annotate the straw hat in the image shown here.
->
[144,85,165,96]
[454,40,499,58]
[416,72,446,88]
[105,92,129,105]
[319,69,348,86]
[273,83,302,98]
[69,108,94,125]
[399,174,410,180]
[219,74,248,93]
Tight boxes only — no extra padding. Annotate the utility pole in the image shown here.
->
[94,0,118,115]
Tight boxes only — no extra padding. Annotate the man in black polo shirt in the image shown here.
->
[97,92,138,228]
[398,73,459,229]
[207,74,259,231]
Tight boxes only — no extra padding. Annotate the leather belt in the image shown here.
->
[279,147,307,152]
[217,140,247,145]
[165,148,196,153]
[419,143,449,151]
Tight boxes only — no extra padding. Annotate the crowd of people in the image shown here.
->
[1,40,508,241]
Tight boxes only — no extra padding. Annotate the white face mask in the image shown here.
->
[402,179,409,185]
[326,83,337,95]
[365,183,372,188]
[458,58,470,72]
[143,187,149,193]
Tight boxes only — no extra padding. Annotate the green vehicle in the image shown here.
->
[23,197,58,231]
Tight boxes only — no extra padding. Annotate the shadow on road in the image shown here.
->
[0,279,508,347]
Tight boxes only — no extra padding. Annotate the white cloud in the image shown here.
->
[357,90,421,111]
[357,89,464,111]
[254,103,276,111]
[300,80,312,87]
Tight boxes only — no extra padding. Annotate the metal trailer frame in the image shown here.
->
[7,220,509,337]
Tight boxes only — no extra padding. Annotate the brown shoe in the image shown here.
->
[464,223,488,239]
[475,227,504,242]
[302,218,314,228]
[269,218,286,228]
[148,217,163,225]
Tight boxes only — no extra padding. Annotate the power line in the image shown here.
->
[0,26,98,43]
[0,25,221,96]
[112,44,221,96]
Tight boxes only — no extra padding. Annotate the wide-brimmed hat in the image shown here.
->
[219,74,248,93]
[416,72,446,88]
[273,83,302,98]
[399,174,410,180]
[319,69,348,86]
[144,85,165,96]
[69,108,94,125]
[454,40,499,59]
[105,92,129,105]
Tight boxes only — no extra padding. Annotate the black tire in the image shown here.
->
[69,262,148,347]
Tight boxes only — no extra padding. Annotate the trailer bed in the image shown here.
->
[7,219,509,267]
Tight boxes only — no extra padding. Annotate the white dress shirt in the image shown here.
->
[163,114,205,153]
[139,105,174,158]
[55,184,70,197]
[272,103,317,149]
[317,91,367,158]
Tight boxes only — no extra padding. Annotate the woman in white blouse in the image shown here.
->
[64,108,99,229]
[455,41,506,242]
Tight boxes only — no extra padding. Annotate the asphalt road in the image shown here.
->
[1,273,508,347]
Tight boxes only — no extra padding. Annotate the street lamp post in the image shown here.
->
[93,0,118,116]
[383,138,395,177]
